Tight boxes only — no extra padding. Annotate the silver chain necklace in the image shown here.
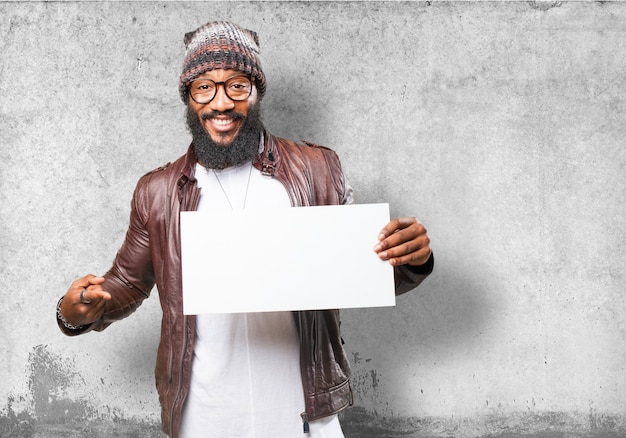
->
[211,162,254,210]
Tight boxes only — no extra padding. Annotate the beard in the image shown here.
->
[186,103,264,170]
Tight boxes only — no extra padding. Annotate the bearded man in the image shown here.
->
[56,21,433,438]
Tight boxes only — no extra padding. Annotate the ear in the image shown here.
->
[248,30,260,47]
[184,30,196,47]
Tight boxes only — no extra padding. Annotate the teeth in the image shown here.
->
[212,118,233,126]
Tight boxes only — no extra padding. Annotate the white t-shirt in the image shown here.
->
[179,161,345,438]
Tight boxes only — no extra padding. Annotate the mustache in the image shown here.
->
[201,111,246,121]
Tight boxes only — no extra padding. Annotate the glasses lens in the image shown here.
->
[190,80,216,104]
[190,76,252,104]
[225,76,252,101]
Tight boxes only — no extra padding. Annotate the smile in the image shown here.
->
[211,118,235,127]
[205,116,240,133]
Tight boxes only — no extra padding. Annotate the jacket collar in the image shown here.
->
[180,144,199,184]
[255,130,279,177]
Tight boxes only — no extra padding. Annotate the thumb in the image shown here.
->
[82,289,112,303]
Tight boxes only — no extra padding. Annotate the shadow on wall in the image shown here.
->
[343,254,492,404]
[338,257,626,437]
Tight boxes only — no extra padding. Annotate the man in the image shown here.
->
[56,21,433,438]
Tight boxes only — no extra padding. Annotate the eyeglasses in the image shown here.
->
[188,75,253,104]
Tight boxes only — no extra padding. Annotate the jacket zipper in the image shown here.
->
[313,312,319,363]
[299,310,318,434]
[166,194,174,384]
[300,412,310,434]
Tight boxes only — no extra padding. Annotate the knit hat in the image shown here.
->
[179,21,266,102]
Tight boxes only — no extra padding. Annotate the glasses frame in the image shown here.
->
[188,75,254,104]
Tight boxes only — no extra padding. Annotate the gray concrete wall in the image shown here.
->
[1,1,625,437]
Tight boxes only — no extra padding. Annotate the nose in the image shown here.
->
[209,84,236,112]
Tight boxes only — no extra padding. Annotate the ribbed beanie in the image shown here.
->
[179,21,266,102]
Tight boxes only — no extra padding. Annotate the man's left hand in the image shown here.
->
[374,217,432,267]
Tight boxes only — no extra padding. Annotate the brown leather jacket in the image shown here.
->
[59,132,433,437]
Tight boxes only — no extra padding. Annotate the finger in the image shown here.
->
[388,245,432,267]
[375,222,426,254]
[382,225,423,251]
[374,218,421,254]
[376,224,431,266]
[73,281,111,306]
[79,289,111,305]
[377,217,417,241]
[377,231,430,260]
[71,274,105,291]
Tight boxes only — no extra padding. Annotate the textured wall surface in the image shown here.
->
[1,1,625,437]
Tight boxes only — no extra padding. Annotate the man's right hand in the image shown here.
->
[60,274,111,327]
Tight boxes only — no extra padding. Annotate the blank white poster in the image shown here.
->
[180,203,395,314]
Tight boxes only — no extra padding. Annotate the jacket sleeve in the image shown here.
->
[394,253,434,296]
[59,176,157,336]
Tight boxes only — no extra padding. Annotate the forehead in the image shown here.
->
[195,69,246,81]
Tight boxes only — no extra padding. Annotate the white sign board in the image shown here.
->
[180,203,395,314]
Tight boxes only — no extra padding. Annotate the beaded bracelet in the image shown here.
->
[56,297,85,331]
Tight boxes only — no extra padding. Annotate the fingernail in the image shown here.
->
[373,243,381,252]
